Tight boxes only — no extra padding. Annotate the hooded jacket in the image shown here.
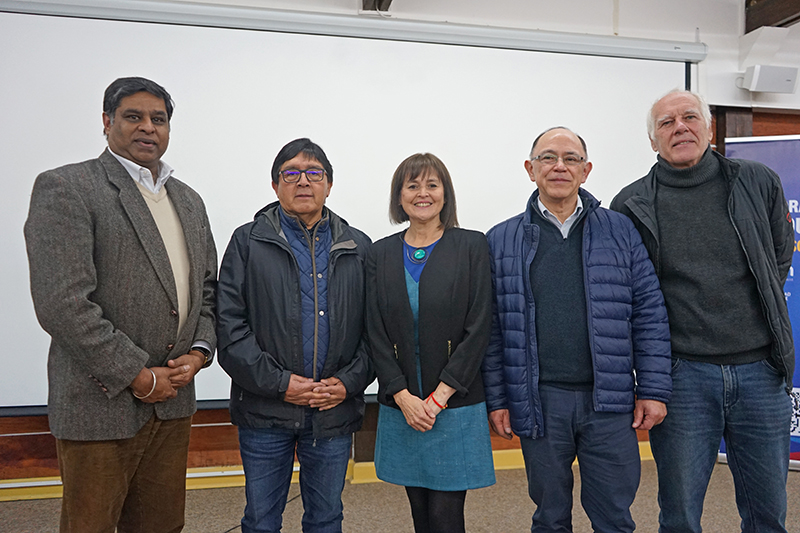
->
[216,202,372,437]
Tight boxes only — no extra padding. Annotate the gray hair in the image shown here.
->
[647,89,711,141]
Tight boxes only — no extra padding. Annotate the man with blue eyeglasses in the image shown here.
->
[483,126,672,532]
[216,138,372,533]
[612,90,794,533]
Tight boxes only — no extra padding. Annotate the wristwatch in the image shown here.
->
[193,346,210,367]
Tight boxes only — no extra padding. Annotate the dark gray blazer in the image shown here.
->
[24,149,217,441]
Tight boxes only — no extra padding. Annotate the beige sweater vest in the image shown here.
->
[136,182,191,337]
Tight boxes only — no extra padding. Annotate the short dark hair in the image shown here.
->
[530,126,588,158]
[103,77,174,120]
[389,153,459,230]
[270,138,333,185]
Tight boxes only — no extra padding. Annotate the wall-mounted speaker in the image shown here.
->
[742,65,798,93]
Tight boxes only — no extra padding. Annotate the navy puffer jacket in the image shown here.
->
[481,189,672,439]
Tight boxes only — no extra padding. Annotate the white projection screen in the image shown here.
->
[0,11,686,407]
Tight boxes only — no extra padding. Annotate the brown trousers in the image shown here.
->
[56,414,192,533]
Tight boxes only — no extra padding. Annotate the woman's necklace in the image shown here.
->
[405,243,429,264]
[404,226,442,264]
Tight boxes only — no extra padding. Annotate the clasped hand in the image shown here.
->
[129,351,206,403]
[285,374,347,411]
[394,389,437,432]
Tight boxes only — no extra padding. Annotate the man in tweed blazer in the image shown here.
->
[24,77,217,533]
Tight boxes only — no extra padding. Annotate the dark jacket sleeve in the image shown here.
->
[216,227,292,398]
[365,246,409,400]
[626,221,672,403]
[438,233,492,395]
[481,227,508,413]
[334,333,372,398]
[766,170,795,284]
[333,232,374,398]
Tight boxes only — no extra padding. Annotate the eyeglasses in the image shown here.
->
[531,154,585,167]
[279,168,326,183]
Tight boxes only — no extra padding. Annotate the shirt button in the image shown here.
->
[317,273,323,278]
[319,311,325,316]
[167,344,174,351]
[170,309,178,317]
[294,422,301,427]
[315,237,320,241]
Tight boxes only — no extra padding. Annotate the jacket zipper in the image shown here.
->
[393,344,399,359]
[304,226,320,382]
[524,223,542,436]
[727,196,790,378]
[447,340,451,357]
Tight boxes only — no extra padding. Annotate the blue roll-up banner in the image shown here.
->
[726,135,800,470]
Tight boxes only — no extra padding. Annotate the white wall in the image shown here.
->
[160,0,800,110]
[3,0,798,406]
[0,9,685,406]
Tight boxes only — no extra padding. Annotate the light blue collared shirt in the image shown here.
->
[108,149,174,194]
[537,196,583,239]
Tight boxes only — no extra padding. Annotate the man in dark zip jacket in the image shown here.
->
[611,90,794,533]
[216,138,372,533]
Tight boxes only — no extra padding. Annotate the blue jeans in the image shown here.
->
[519,386,641,533]
[649,359,791,533]
[238,425,352,533]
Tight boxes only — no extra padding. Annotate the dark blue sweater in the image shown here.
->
[530,208,593,389]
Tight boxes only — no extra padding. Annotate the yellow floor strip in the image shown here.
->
[350,443,652,484]
[0,444,653,501]
[350,461,379,484]
[0,477,62,502]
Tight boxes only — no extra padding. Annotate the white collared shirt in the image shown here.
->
[108,149,174,194]
[537,196,583,239]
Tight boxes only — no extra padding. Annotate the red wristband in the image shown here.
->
[427,393,446,410]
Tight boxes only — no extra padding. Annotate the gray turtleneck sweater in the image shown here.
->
[655,147,771,364]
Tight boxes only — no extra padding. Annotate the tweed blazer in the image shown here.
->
[24,149,217,441]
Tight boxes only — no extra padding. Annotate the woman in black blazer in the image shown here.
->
[366,153,495,533]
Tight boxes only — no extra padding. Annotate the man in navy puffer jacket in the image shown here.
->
[482,127,672,532]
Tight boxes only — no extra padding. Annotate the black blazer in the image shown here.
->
[366,227,492,409]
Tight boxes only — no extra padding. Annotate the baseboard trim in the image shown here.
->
[349,443,654,484]
[0,444,654,501]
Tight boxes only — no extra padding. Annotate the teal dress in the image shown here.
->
[374,241,495,491]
